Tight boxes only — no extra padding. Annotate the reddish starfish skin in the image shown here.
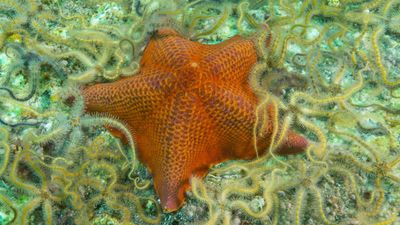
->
[83,28,308,212]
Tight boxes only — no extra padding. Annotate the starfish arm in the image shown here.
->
[146,92,222,212]
[83,71,175,123]
[198,83,308,156]
[201,36,257,84]
[197,83,260,158]
[275,130,309,155]
[141,30,203,71]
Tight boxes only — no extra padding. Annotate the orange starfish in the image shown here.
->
[83,28,308,212]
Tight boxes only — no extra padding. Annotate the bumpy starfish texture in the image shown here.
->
[83,28,308,212]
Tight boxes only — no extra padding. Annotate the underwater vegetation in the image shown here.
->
[0,0,399,224]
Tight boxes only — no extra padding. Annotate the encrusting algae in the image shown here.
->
[0,0,399,224]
